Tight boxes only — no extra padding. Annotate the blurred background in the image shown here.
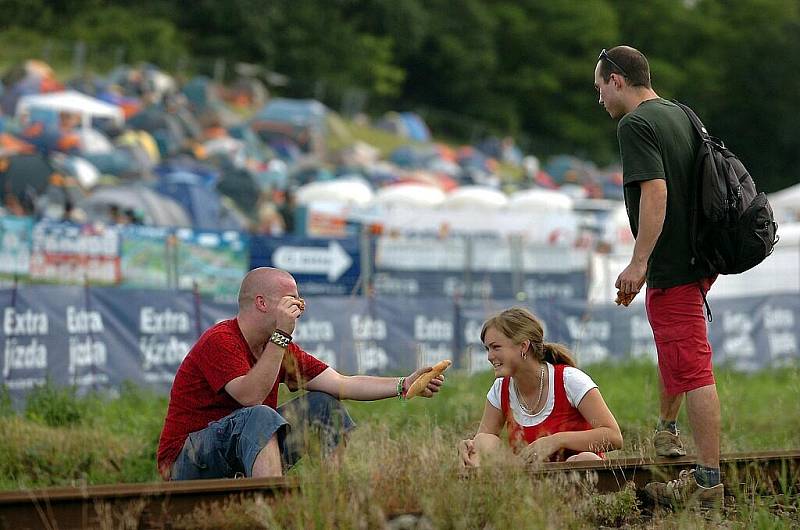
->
[1,0,799,399]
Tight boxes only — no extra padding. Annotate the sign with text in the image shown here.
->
[250,235,360,295]
[29,221,120,284]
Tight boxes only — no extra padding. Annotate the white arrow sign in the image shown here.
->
[272,240,353,281]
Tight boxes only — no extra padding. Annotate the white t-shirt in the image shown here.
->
[486,363,598,427]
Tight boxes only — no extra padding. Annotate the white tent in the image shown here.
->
[295,177,374,207]
[67,156,101,189]
[507,188,574,211]
[601,203,635,247]
[16,90,125,129]
[79,128,114,154]
[441,186,508,210]
[776,221,800,245]
[373,183,446,209]
[769,183,800,222]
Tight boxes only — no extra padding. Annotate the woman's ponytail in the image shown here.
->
[542,342,577,367]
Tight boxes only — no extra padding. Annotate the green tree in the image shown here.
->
[694,0,800,192]
[491,1,620,161]
[64,7,187,69]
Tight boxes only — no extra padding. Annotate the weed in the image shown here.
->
[24,380,86,427]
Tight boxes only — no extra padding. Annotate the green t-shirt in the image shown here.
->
[617,98,707,288]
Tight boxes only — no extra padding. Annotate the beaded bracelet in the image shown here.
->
[396,376,406,400]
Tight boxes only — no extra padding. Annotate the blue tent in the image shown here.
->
[155,171,224,231]
[251,98,327,154]
[399,112,431,142]
[154,157,218,187]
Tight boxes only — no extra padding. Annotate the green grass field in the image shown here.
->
[1,362,799,527]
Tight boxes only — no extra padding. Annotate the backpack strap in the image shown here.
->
[672,100,713,275]
[672,100,709,140]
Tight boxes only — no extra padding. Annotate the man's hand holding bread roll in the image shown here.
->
[404,359,451,399]
[614,289,636,307]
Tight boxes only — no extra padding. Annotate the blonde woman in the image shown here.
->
[459,307,622,466]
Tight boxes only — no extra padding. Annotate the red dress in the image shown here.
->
[500,364,600,461]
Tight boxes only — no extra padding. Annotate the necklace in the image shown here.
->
[514,364,546,415]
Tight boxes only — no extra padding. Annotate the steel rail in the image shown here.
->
[532,449,800,494]
[0,476,299,529]
[1,450,798,529]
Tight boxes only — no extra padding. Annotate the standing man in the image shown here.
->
[157,267,445,480]
[594,46,723,509]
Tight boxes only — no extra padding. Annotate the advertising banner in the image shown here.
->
[29,221,120,284]
[1,286,798,404]
[0,216,34,279]
[174,228,249,302]
[119,225,177,289]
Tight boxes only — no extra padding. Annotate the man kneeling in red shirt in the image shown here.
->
[157,267,445,480]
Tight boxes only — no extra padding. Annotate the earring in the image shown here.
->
[521,351,527,360]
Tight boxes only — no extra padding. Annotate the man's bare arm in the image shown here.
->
[224,342,285,406]
[616,178,667,297]
[632,178,667,269]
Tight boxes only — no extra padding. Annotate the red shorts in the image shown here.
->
[645,276,717,396]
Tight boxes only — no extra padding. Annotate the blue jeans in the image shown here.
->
[171,391,356,480]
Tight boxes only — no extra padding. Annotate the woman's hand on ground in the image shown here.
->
[458,439,478,467]
[519,435,560,464]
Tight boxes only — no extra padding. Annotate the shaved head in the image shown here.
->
[238,267,296,311]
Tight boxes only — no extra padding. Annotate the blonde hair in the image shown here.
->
[480,307,577,367]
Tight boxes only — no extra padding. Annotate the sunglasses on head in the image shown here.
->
[598,49,629,78]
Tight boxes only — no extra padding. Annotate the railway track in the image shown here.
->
[1,450,797,529]
[532,449,800,494]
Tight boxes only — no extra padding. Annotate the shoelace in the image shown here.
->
[666,470,694,496]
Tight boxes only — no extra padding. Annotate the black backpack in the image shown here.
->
[674,101,779,276]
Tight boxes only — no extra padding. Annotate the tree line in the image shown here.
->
[2,0,798,191]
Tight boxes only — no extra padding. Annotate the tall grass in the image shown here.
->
[1,361,798,527]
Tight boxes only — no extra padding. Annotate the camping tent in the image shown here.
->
[0,153,58,214]
[155,171,223,230]
[373,183,446,209]
[16,90,124,129]
[769,183,800,222]
[81,184,191,227]
[295,178,374,207]
[441,186,508,210]
[507,188,574,211]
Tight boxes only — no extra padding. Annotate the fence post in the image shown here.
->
[453,295,463,370]
[510,234,523,298]
[464,235,473,299]
[359,227,372,297]
[192,281,203,338]
[165,232,178,289]
[82,273,96,392]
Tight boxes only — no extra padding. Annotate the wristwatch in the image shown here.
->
[270,329,292,348]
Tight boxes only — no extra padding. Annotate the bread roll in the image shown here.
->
[405,359,451,399]
[615,290,635,307]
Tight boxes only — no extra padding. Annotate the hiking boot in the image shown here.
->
[653,430,686,457]
[644,469,724,510]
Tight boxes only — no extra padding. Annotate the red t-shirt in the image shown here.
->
[156,318,328,475]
